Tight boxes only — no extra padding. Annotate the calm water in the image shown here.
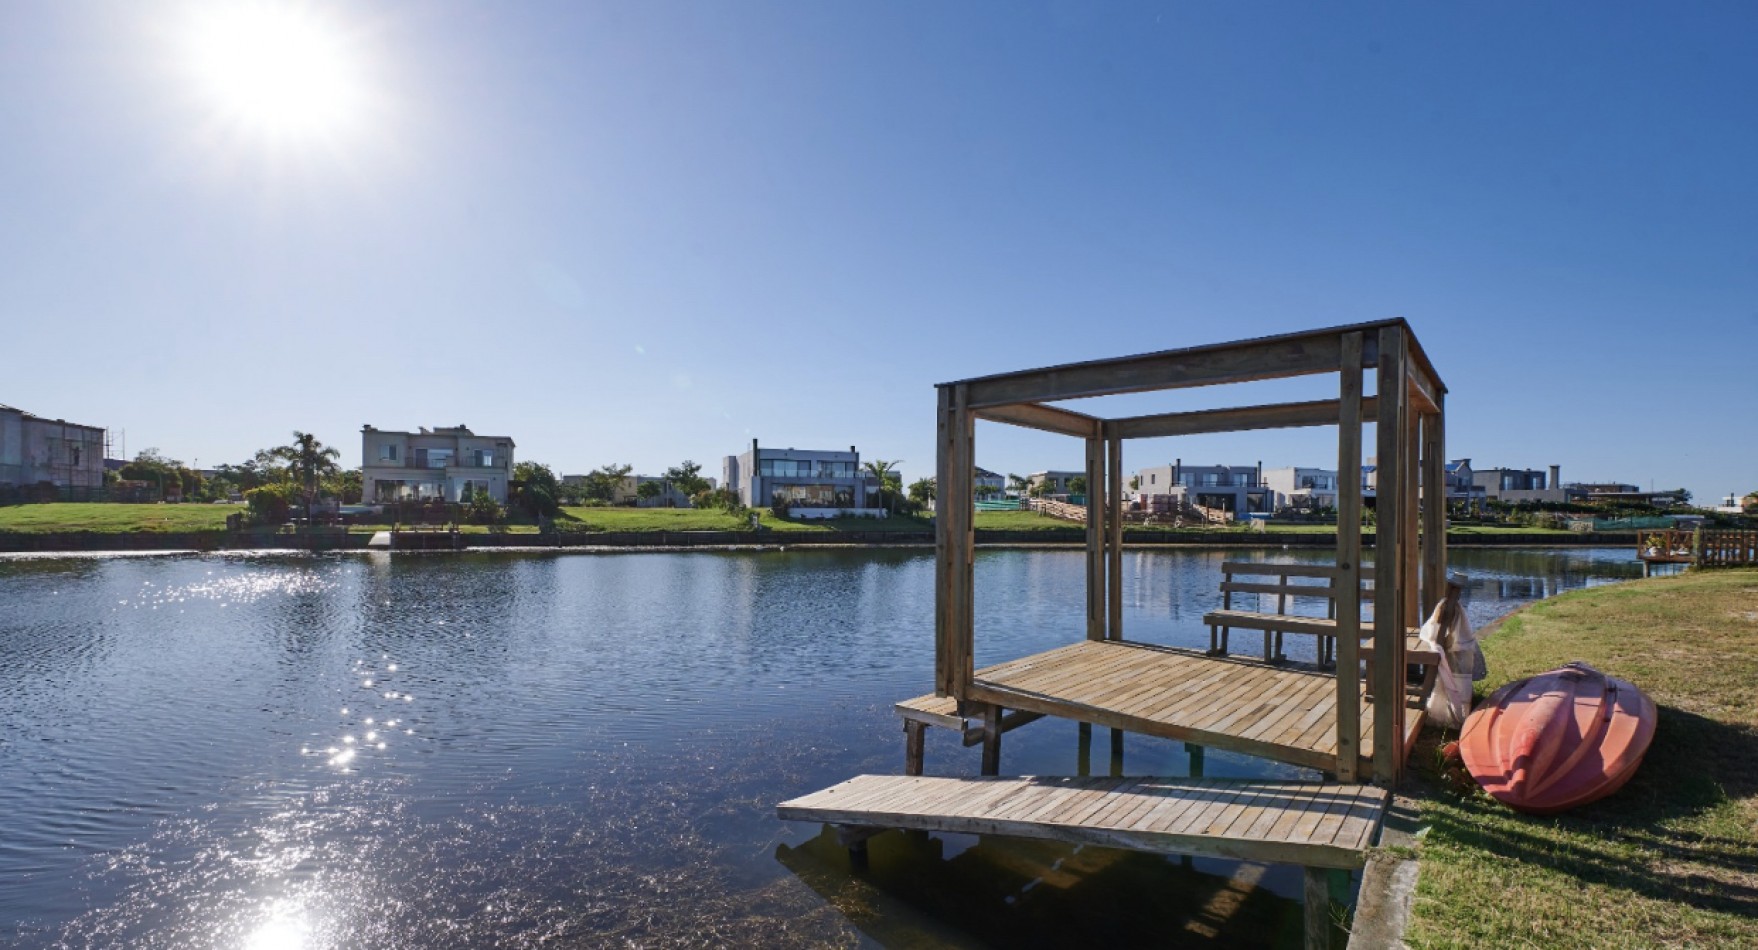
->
[0,546,1640,948]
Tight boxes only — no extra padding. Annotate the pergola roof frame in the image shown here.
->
[934,319,1448,785]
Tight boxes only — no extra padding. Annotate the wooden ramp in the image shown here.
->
[779,774,1387,870]
[962,639,1423,774]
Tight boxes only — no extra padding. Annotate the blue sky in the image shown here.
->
[3,2,1754,500]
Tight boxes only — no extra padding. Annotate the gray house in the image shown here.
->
[722,440,880,515]
[0,404,107,496]
[361,424,515,503]
[1133,460,1271,514]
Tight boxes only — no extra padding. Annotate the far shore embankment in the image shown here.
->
[0,527,1639,554]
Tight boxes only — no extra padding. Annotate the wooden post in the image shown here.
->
[1107,427,1124,641]
[1077,722,1093,777]
[981,704,1002,776]
[1421,400,1447,617]
[1304,866,1333,949]
[936,385,976,698]
[1334,331,1364,783]
[1110,728,1125,777]
[904,720,926,776]
[1085,433,1105,641]
[1403,407,1422,634]
[1373,325,1408,784]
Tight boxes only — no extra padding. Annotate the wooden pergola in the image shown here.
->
[934,319,1447,783]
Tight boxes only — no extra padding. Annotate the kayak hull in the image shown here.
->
[1458,663,1656,815]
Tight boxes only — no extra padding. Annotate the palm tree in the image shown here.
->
[863,459,903,514]
[1007,473,1030,498]
[272,431,341,520]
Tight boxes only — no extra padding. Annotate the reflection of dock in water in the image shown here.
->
[774,823,1308,948]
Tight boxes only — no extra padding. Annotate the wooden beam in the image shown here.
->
[1107,427,1124,641]
[1085,435,1105,641]
[1407,367,1439,415]
[1372,326,1408,785]
[974,402,1101,439]
[1333,332,1364,784]
[935,384,976,699]
[1422,399,1448,615]
[962,330,1347,409]
[1112,397,1379,440]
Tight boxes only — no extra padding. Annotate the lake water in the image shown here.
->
[0,546,1640,948]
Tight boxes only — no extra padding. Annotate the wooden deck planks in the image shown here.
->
[966,639,1411,770]
[779,774,1390,870]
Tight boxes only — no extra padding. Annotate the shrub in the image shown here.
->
[244,484,299,525]
[771,498,792,520]
[693,487,744,513]
[467,488,503,525]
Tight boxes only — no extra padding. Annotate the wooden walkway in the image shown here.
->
[961,639,1422,773]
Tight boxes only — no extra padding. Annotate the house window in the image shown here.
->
[428,448,454,469]
[379,444,398,462]
[70,445,81,466]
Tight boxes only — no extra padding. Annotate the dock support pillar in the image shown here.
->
[1110,728,1125,776]
[1077,722,1093,776]
[1304,866,1335,949]
[1185,742,1205,777]
[904,720,926,777]
[980,705,1002,776]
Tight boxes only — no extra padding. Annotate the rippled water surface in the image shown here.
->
[0,546,1640,948]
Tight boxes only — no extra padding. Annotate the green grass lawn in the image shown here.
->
[1406,568,1758,948]
[0,502,244,533]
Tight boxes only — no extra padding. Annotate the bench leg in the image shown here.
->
[904,720,926,776]
[1304,866,1334,949]
[981,705,1002,776]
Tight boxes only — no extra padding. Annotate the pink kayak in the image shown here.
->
[1458,663,1656,815]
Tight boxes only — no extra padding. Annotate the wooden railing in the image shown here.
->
[1638,529,1758,568]
[1027,497,1088,523]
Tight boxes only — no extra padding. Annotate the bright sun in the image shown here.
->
[185,3,362,139]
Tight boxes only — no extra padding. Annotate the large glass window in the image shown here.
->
[427,449,454,469]
[771,485,855,508]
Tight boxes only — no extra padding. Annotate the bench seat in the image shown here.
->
[1202,608,1440,665]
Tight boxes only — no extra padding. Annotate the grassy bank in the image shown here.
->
[0,502,243,533]
[1407,568,1758,948]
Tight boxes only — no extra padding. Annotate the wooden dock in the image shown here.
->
[960,639,1423,774]
[779,773,1389,948]
[780,774,1388,870]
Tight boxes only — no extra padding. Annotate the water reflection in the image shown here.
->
[0,546,1640,947]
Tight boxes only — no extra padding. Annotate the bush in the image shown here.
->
[467,488,503,525]
[693,487,744,513]
[770,498,792,520]
[244,484,299,525]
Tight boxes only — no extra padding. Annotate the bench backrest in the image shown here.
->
[1218,562,1376,615]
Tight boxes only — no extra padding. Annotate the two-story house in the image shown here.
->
[1261,466,1340,511]
[361,424,514,504]
[0,404,107,497]
[722,440,878,514]
[1133,460,1271,515]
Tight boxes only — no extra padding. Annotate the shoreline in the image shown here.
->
[0,528,1637,555]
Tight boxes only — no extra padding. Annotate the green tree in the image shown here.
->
[579,463,633,503]
[323,468,363,504]
[663,460,710,499]
[1007,473,1030,497]
[908,476,936,506]
[1067,476,1087,496]
[863,459,903,513]
[270,431,341,518]
[513,461,562,518]
[636,479,664,506]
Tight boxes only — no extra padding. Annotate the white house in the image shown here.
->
[361,424,514,504]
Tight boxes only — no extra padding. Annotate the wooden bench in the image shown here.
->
[779,773,1388,949]
[1203,561,1439,668]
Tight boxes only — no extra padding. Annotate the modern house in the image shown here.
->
[973,467,1006,496]
[1444,459,1488,509]
[1132,460,1272,514]
[361,424,514,504]
[0,404,107,497]
[1026,470,1084,495]
[1262,466,1340,511]
[1474,464,1565,503]
[722,441,880,515]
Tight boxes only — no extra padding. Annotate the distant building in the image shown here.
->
[1474,464,1565,504]
[361,424,514,503]
[1027,470,1084,495]
[973,467,1006,495]
[1444,459,1487,508]
[1132,460,1271,514]
[1262,467,1340,510]
[0,404,106,494]
[722,440,879,513]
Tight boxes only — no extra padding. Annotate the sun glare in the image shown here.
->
[185,3,362,139]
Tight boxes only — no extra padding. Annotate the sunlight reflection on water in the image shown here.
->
[0,546,1641,948]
